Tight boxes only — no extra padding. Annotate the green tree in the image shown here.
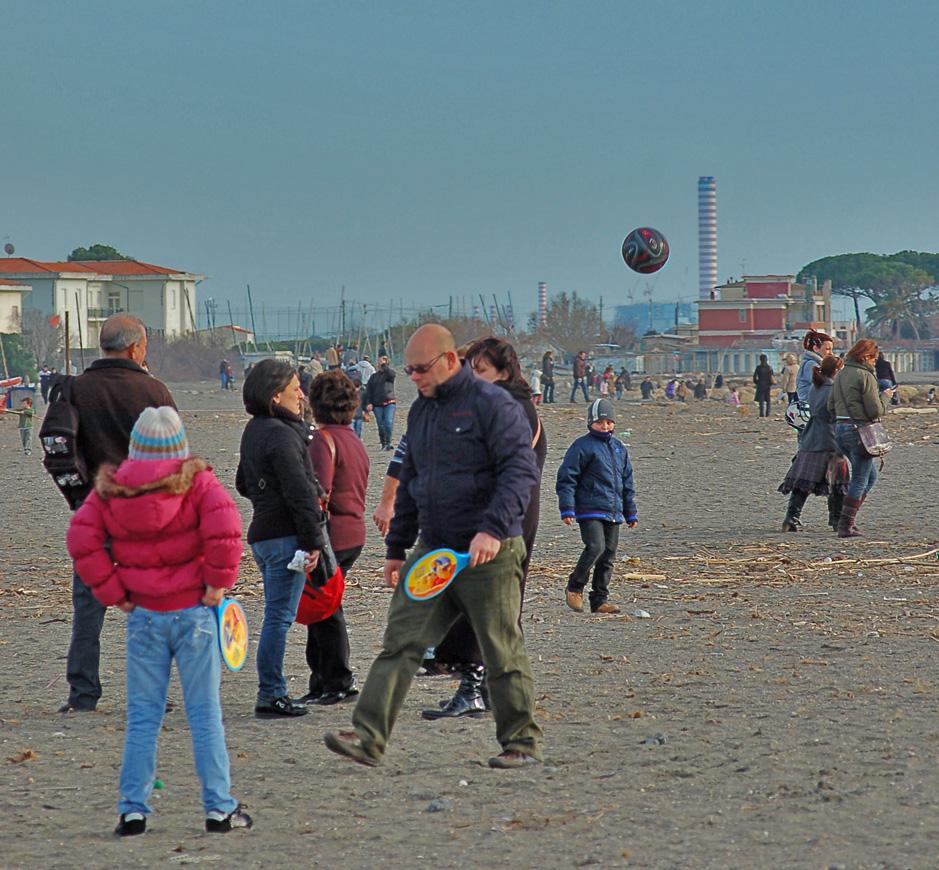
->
[67,243,132,261]
[0,333,37,381]
[798,252,938,337]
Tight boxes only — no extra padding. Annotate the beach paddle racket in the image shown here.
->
[216,598,249,672]
[403,549,471,601]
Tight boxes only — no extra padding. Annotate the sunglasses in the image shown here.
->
[404,352,446,376]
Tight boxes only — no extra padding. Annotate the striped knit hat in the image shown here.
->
[128,407,190,460]
[587,398,615,428]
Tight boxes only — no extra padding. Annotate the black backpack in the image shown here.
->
[38,376,91,510]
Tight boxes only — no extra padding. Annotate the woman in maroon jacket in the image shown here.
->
[298,371,370,705]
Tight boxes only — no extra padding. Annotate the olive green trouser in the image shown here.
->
[351,536,542,761]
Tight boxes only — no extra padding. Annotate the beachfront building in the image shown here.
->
[0,279,31,333]
[697,275,833,346]
[0,258,202,350]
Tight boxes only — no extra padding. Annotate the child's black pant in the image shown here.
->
[568,519,619,609]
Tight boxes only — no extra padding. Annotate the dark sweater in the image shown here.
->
[236,409,327,552]
[309,425,369,552]
[70,358,176,481]
[364,365,396,406]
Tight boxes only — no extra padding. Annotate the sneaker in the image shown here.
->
[592,602,621,614]
[114,812,146,837]
[565,590,584,613]
[295,690,323,705]
[206,805,253,833]
[254,696,309,718]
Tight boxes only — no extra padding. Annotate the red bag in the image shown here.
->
[296,565,345,625]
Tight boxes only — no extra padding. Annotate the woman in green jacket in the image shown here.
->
[828,339,896,537]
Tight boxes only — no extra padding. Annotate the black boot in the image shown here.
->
[827,490,844,530]
[421,666,487,720]
[782,490,807,532]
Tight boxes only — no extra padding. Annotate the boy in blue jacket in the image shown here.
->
[556,399,637,614]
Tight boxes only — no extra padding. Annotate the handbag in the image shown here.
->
[294,428,343,624]
[835,375,892,457]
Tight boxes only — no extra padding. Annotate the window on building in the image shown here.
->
[170,287,176,310]
[738,309,747,323]
[107,289,121,312]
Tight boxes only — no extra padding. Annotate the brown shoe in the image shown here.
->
[565,590,584,612]
[323,730,380,767]
[592,602,621,614]
[488,751,541,769]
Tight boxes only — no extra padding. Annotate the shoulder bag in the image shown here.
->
[836,375,891,458]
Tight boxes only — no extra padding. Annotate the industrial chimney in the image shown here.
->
[698,177,717,299]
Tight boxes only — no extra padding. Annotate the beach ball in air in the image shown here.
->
[622,227,669,274]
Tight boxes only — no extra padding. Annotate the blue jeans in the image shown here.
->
[119,606,237,817]
[373,403,396,447]
[570,378,589,402]
[352,416,363,438]
[252,535,306,702]
[836,423,878,500]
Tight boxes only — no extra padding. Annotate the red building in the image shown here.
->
[696,275,832,346]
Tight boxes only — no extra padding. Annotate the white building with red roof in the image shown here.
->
[0,257,203,348]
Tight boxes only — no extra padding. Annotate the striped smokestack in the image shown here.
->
[537,281,547,326]
[698,176,717,299]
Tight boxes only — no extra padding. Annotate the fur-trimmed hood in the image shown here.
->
[94,457,210,536]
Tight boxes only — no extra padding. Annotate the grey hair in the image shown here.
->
[99,315,146,352]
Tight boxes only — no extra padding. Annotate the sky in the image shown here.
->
[5,0,939,327]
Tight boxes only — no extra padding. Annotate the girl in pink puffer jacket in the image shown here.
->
[66,407,252,837]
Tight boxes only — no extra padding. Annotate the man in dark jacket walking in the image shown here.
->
[60,314,176,713]
[324,324,543,769]
[364,355,397,449]
[570,350,589,402]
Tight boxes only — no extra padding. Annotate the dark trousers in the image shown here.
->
[568,520,620,609]
[434,482,539,669]
[542,381,555,404]
[66,571,107,709]
[305,546,362,694]
[570,378,589,402]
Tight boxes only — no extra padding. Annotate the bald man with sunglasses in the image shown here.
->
[325,324,543,769]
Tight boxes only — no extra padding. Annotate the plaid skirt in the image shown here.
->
[778,450,849,497]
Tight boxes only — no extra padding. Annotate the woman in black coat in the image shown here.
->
[236,360,326,718]
[425,337,546,719]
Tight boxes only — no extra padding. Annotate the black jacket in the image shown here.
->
[541,354,555,382]
[364,365,396,406]
[236,409,327,552]
[385,363,539,559]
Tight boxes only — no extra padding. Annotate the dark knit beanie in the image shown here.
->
[587,398,615,427]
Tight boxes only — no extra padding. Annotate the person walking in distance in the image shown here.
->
[541,350,555,404]
[60,314,177,713]
[753,354,776,418]
[324,324,543,769]
[364,355,397,450]
[570,350,589,402]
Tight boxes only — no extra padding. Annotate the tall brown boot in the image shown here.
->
[837,496,863,538]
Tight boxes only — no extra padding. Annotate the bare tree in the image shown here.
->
[528,291,604,356]
[21,309,63,366]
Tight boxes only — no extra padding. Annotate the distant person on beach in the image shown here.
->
[325,345,340,370]
[640,377,654,400]
[308,352,324,377]
[570,350,589,402]
[17,396,34,455]
[67,407,250,837]
[615,368,630,400]
[753,355,775,418]
[556,399,637,615]
[875,351,900,406]
[541,351,555,403]
[39,364,52,403]
[60,314,176,714]
[782,354,799,403]
[363,355,397,450]
[693,378,707,400]
[727,387,741,407]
